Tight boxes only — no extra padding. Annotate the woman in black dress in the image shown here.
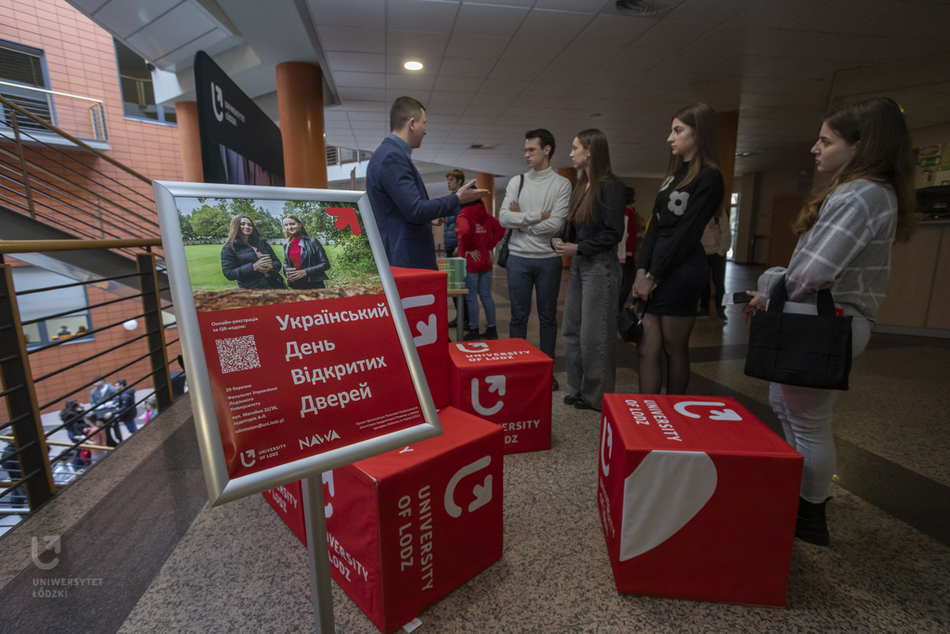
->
[281,214,331,290]
[633,103,725,394]
[552,129,626,411]
[220,215,285,289]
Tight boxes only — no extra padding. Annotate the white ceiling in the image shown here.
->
[68,0,950,177]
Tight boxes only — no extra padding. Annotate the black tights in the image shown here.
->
[637,313,696,394]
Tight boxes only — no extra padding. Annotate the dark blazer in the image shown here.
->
[365,136,460,270]
[554,174,626,257]
[283,236,331,289]
[221,238,285,289]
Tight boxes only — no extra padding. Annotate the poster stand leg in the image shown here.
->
[302,474,336,634]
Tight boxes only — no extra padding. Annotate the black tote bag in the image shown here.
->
[744,275,853,390]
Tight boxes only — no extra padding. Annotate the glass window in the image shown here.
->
[0,40,53,131]
[11,267,94,348]
[114,39,176,125]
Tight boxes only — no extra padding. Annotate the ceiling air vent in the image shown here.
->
[615,0,684,16]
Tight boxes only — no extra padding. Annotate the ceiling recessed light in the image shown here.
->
[404,61,423,71]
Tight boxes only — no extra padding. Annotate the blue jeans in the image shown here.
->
[561,250,621,409]
[506,254,562,359]
[465,270,495,330]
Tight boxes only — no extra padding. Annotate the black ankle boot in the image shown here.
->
[796,497,831,547]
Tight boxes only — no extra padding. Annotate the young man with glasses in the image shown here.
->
[498,129,571,390]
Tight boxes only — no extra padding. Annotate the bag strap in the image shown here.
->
[500,174,526,246]
[767,274,837,316]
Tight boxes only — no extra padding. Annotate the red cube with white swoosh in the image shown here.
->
[598,395,803,607]
[322,406,503,634]
[392,267,450,408]
[448,339,553,454]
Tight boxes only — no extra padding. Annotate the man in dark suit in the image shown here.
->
[366,96,488,270]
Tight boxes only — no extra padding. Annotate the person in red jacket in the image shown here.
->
[457,199,505,340]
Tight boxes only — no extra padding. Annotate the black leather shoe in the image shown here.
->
[563,395,578,405]
[573,400,596,411]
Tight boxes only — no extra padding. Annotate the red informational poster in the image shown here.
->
[391,267,450,408]
[448,339,552,453]
[323,406,503,634]
[154,182,442,505]
[598,395,803,607]
[197,296,423,480]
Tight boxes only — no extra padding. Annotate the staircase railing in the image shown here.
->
[0,93,161,261]
[0,239,181,514]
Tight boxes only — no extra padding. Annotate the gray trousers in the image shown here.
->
[561,249,621,409]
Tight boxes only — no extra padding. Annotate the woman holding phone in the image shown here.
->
[633,103,725,395]
[281,214,331,290]
[552,129,625,411]
[221,215,285,289]
[744,97,915,546]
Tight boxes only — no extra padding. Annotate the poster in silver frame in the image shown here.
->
[153,181,442,506]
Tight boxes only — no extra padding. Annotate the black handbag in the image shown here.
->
[618,300,647,344]
[744,275,853,390]
[497,174,524,269]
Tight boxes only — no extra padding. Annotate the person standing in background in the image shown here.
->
[114,379,138,435]
[617,187,640,311]
[443,169,464,257]
[699,207,731,321]
[444,169,468,329]
[498,129,571,390]
[365,96,488,270]
[457,196,504,340]
[89,376,117,417]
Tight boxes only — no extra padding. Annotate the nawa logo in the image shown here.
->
[299,430,341,449]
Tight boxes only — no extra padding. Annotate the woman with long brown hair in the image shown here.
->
[281,214,331,290]
[551,129,625,411]
[220,215,285,289]
[744,97,915,546]
[633,103,725,395]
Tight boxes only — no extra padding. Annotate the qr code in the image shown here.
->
[215,335,261,374]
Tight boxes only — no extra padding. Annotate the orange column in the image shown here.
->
[174,101,203,182]
[276,62,327,188]
[717,111,738,208]
[477,172,495,215]
[556,167,577,267]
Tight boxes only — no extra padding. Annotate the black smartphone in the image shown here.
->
[730,292,753,305]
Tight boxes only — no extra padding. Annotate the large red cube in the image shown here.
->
[324,406,503,634]
[392,267,451,408]
[448,339,552,454]
[263,481,307,546]
[598,395,803,607]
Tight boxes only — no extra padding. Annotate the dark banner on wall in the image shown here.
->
[194,50,285,186]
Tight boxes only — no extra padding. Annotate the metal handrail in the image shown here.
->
[0,238,162,253]
[0,94,149,183]
[0,79,105,105]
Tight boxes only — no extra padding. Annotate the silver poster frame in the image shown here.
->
[153,181,442,507]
